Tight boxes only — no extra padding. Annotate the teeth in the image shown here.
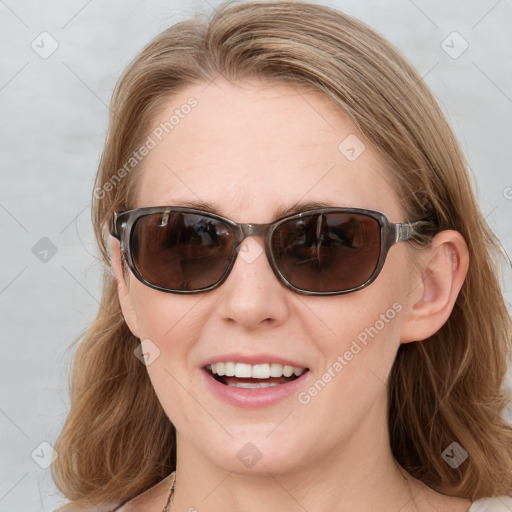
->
[208,362,305,379]
[282,365,294,378]
[270,363,283,377]
[235,363,252,378]
[225,361,235,376]
[216,362,225,376]
[252,364,270,379]
[228,381,281,388]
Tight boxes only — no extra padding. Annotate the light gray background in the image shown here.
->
[1,0,511,510]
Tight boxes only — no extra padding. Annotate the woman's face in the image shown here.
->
[112,78,419,476]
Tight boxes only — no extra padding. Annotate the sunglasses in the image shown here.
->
[110,206,424,296]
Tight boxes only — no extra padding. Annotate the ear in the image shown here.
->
[399,230,469,343]
[109,236,141,339]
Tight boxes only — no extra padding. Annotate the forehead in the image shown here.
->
[133,78,404,222]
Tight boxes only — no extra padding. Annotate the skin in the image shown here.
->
[111,78,471,512]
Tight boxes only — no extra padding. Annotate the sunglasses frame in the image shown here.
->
[111,206,424,296]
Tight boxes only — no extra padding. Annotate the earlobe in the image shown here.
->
[400,230,469,344]
[109,236,141,339]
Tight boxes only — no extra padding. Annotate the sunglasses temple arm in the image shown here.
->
[394,222,421,243]
[110,212,121,240]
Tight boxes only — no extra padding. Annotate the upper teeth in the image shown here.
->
[209,362,305,379]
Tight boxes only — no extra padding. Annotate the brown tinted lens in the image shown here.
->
[272,212,381,292]
[131,212,235,291]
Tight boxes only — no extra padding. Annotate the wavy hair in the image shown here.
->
[52,0,512,506]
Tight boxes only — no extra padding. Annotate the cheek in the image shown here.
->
[298,282,406,414]
[128,279,203,343]
[306,281,404,365]
[127,280,205,398]
[286,301,402,460]
[127,279,207,392]
[126,286,204,434]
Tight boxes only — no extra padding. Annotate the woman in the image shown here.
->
[53,1,512,510]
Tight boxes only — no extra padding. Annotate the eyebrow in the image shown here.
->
[171,199,342,219]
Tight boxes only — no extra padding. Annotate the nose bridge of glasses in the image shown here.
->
[239,222,270,240]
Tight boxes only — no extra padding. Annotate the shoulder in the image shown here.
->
[53,502,123,512]
[468,496,512,512]
[53,472,174,512]
[115,472,175,512]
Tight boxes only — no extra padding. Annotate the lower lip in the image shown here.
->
[202,369,310,408]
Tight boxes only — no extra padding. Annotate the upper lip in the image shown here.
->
[201,353,308,369]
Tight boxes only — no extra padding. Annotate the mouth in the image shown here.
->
[205,362,310,389]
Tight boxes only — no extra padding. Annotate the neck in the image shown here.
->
[169,400,424,512]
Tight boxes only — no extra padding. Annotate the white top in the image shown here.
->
[468,496,512,511]
[55,495,512,511]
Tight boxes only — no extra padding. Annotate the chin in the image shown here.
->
[198,430,310,476]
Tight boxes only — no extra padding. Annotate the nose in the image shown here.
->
[215,236,290,329]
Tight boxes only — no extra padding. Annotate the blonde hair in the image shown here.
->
[52,0,512,505]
